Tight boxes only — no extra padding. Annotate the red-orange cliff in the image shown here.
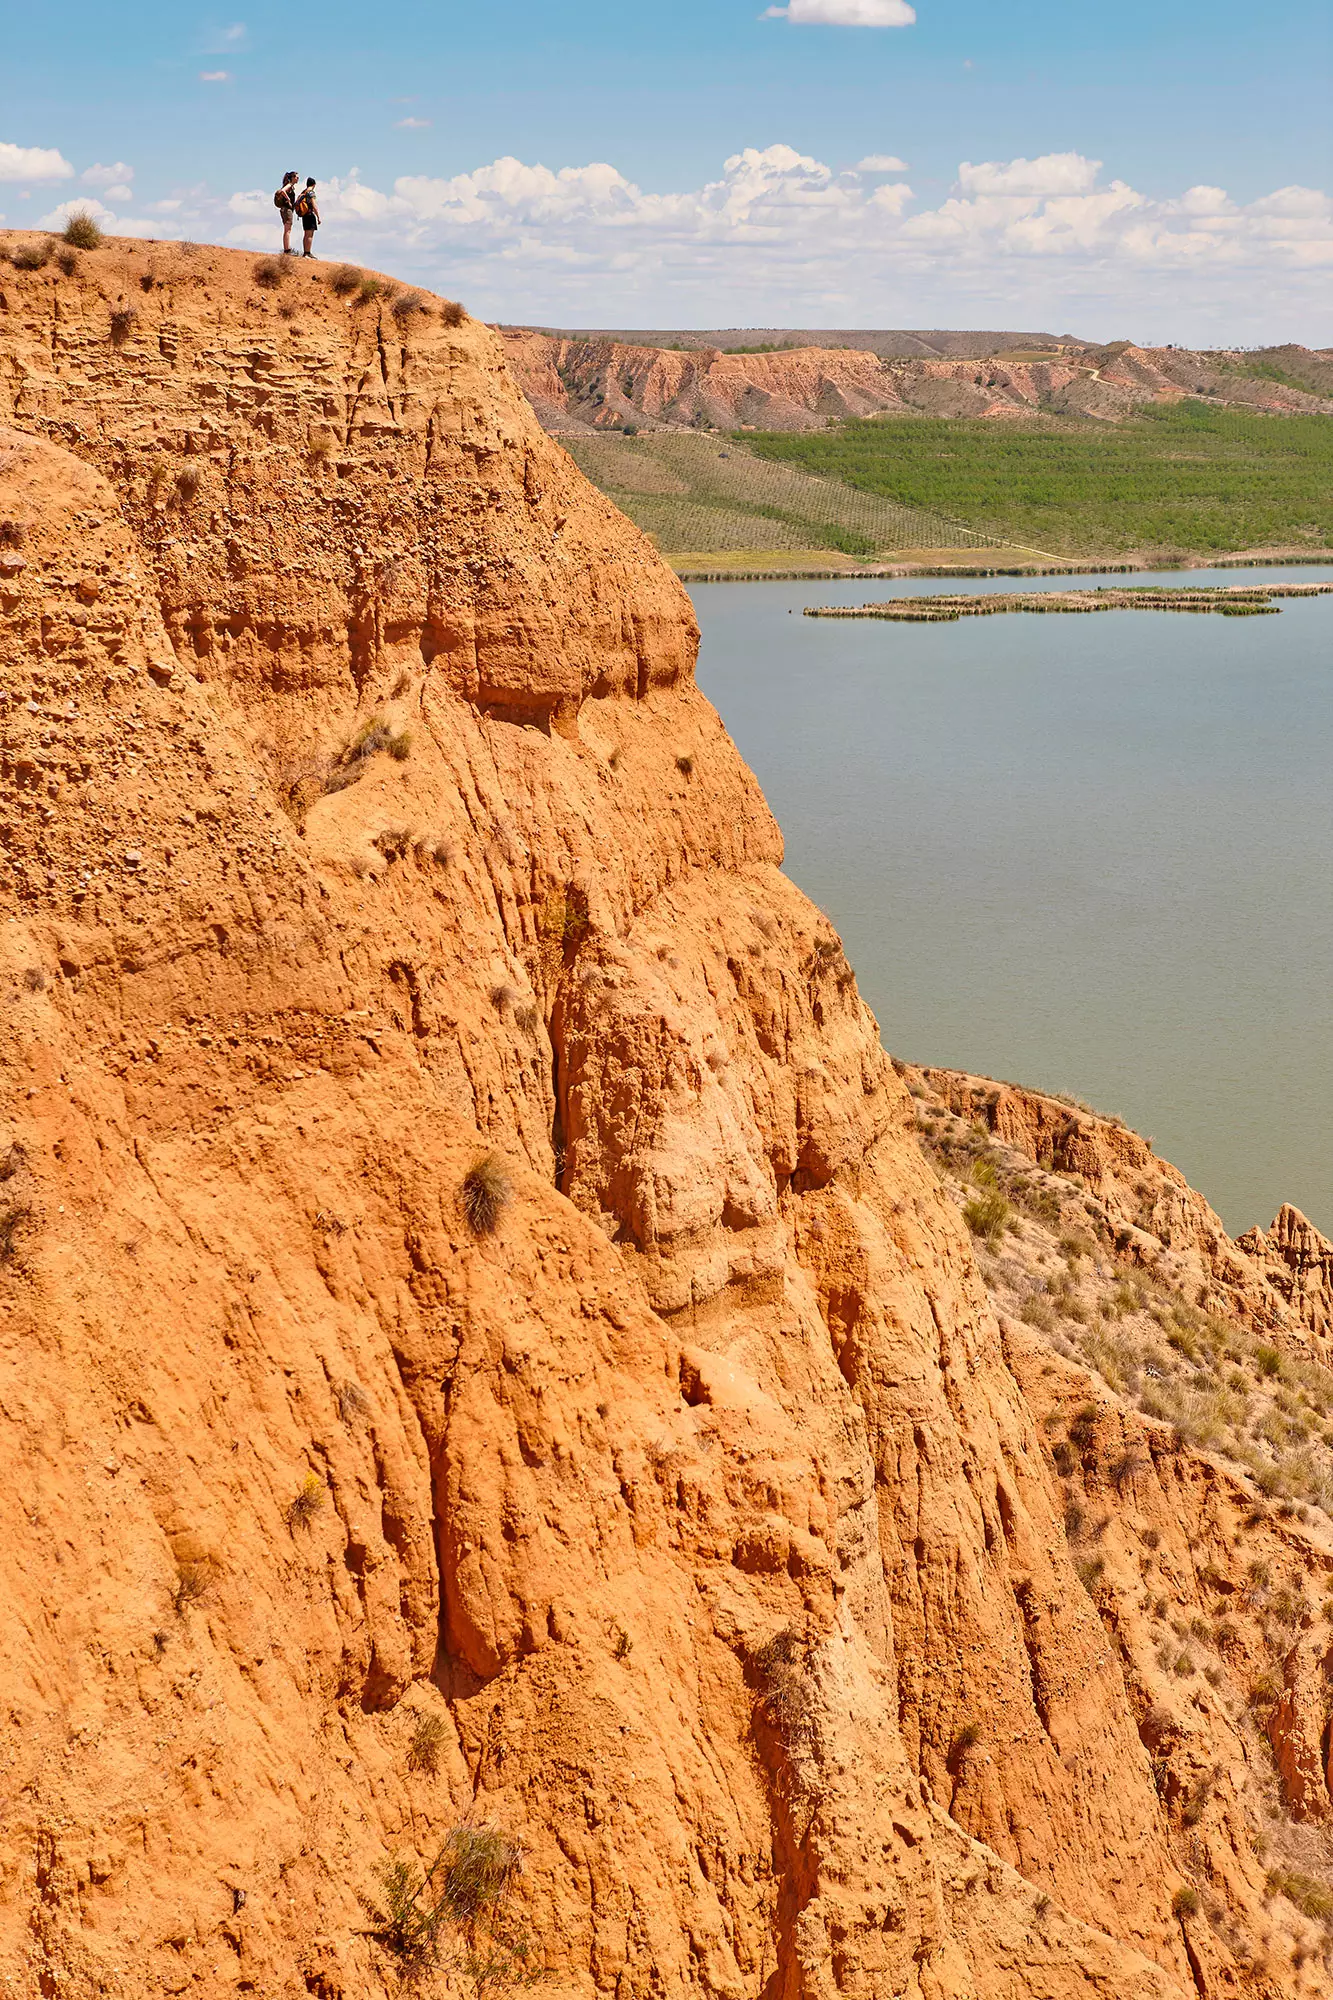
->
[1,235,1331,1998]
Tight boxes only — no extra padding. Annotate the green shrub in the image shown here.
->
[366,1826,528,1984]
[1171,1886,1200,1919]
[1255,1345,1282,1378]
[963,1187,1010,1245]
[62,211,102,250]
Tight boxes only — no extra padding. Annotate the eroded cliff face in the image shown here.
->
[0,238,1326,1999]
[500,331,1333,434]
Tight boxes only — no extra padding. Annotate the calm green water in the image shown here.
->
[691,569,1333,1237]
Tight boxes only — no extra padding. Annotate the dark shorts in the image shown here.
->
[302,214,318,232]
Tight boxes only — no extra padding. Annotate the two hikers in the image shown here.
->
[273,173,321,256]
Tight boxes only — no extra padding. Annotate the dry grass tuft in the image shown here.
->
[287,1474,325,1531]
[461,1154,512,1237]
[407,1708,450,1776]
[253,256,287,289]
[62,212,102,250]
[440,299,466,328]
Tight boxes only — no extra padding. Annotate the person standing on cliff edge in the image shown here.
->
[274,171,299,254]
[296,178,321,257]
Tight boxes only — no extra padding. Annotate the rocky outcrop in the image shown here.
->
[501,331,1333,434]
[908,1064,1333,1362]
[0,235,1328,1998]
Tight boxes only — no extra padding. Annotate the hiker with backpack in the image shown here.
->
[296,178,320,257]
[273,170,299,254]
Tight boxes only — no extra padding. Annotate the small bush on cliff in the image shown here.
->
[62,211,103,250]
[1171,1886,1200,1920]
[329,262,363,295]
[461,1155,512,1237]
[407,1708,449,1776]
[253,256,287,289]
[56,248,78,276]
[287,1474,325,1531]
[391,290,425,323]
[109,306,138,345]
[441,299,466,328]
[753,1624,814,1743]
[172,1559,213,1617]
[367,1826,529,1984]
[963,1186,1010,1246]
[9,240,52,271]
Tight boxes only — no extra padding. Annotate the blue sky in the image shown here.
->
[3,2,1330,338]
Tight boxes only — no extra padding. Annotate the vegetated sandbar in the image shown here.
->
[804,582,1333,622]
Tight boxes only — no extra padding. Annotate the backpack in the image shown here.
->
[296,190,315,220]
[274,186,291,210]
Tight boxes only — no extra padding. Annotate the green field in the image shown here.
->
[560,431,997,560]
[743,403,1333,558]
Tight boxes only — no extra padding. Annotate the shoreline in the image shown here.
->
[673,551,1333,583]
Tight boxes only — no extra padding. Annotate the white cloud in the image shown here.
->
[395,117,432,129]
[200,70,231,83]
[856,154,908,173]
[192,144,1333,343]
[765,0,916,21]
[82,160,133,189]
[959,153,1101,197]
[0,141,74,183]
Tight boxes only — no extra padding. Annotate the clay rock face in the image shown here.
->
[0,238,1307,2000]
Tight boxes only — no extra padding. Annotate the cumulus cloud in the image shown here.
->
[82,160,134,189]
[0,141,74,182]
[856,154,908,173]
[959,153,1101,197]
[136,142,1328,341]
[765,0,916,21]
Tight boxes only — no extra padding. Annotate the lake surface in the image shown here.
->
[690,567,1333,1238]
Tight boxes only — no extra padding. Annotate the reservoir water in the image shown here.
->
[690,567,1333,1239]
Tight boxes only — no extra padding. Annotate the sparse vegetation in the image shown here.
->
[461,1154,512,1237]
[287,1474,325,1531]
[172,1559,213,1617]
[1172,1886,1200,1919]
[175,466,202,503]
[56,248,78,276]
[562,429,992,561]
[9,241,51,271]
[366,1825,533,1989]
[329,263,363,295]
[253,257,287,289]
[753,1624,814,1742]
[391,290,425,323]
[963,1185,1011,1246]
[407,1708,449,1776]
[441,300,466,328]
[62,212,103,250]
[109,306,138,345]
